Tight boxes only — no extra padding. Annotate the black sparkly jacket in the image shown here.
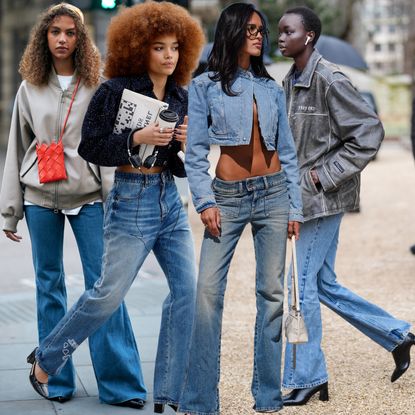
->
[79,73,187,177]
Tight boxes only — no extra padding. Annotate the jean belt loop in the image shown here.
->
[263,175,269,190]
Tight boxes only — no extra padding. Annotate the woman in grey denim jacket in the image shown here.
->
[179,3,303,414]
[278,6,414,407]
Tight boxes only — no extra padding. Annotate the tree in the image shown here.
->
[219,0,361,54]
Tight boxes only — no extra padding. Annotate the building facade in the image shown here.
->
[357,0,410,76]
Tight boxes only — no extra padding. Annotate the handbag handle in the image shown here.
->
[57,77,81,143]
[290,235,301,313]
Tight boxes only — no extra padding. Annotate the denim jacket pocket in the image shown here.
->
[208,94,227,136]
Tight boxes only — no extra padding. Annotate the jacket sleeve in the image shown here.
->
[315,77,384,192]
[276,88,304,222]
[185,79,217,213]
[79,83,132,166]
[98,166,115,201]
[0,86,34,232]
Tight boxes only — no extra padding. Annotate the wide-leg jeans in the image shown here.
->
[180,171,289,415]
[25,203,146,403]
[34,171,197,406]
[283,213,411,389]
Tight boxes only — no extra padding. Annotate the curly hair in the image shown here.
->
[19,3,101,87]
[104,1,205,86]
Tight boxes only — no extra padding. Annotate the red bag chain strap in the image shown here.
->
[57,77,81,143]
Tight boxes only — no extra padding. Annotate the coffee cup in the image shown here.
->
[157,109,179,130]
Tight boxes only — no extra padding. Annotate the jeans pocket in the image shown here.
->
[214,192,241,218]
[264,186,289,217]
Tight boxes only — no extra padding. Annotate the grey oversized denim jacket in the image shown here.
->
[283,51,384,221]
[185,69,303,222]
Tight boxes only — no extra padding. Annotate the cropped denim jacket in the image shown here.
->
[185,69,303,222]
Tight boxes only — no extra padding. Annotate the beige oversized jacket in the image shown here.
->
[0,71,114,233]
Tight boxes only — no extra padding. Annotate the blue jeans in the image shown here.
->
[180,171,289,415]
[34,171,196,406]
[283,213,411,389]
[25,203,146,403]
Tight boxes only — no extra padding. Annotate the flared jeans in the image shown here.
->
[25,203,146,403]
[34,171,197,406]
[180,171,290,415]
[283,213,411,389]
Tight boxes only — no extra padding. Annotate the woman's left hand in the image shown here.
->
[288,221,300,240]
[175,115,188,150]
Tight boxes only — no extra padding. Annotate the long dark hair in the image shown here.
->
[208,2,272,96]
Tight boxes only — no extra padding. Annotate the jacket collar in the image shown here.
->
[285,49,322,88]
[130,73,183,100]
[236,67,254,79]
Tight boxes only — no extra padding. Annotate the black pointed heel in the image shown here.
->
[154,403,178,413]
[27,348,49,399]
[319,384,329,401]
[154,403,164,413]
[283,382,329,406]
[391,332,415,382]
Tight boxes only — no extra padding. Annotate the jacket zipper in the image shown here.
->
[288,85,295,119]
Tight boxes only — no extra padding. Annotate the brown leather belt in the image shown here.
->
[116,165,165,174]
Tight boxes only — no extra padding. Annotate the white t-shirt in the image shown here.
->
[57,75,73,91]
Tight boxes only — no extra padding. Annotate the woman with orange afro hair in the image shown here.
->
[1,2,147,408]
[25,1,205,413]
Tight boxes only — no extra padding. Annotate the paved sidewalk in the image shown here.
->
[0,273,180,415]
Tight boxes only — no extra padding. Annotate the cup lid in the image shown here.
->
[159,109,179,122]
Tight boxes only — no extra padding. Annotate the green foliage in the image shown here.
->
[259,0,348,54]
[218,0,358,55]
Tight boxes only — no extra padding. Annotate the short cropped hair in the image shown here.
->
[285,6,322,45]
[104,1,205,86]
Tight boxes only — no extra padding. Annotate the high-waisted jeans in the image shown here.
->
[180,170,290,415]
[35,171,197,406]
[283,213,411,389]
[25,203,145,403]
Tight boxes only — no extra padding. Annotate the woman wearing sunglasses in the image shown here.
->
[179,3,303,414]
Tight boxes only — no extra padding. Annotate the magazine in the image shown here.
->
[113,88,169,135]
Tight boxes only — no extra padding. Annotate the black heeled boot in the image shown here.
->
[391,332,415,382]
[283,382,329,406]
[27,348,49,399]
[154,403,178,413]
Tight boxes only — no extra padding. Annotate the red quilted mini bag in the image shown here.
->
[36,78,80,183]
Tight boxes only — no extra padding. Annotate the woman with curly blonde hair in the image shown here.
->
[25,1,205,413]
[0,2,147,408]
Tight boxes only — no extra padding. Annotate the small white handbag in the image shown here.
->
[284,235,308,366]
